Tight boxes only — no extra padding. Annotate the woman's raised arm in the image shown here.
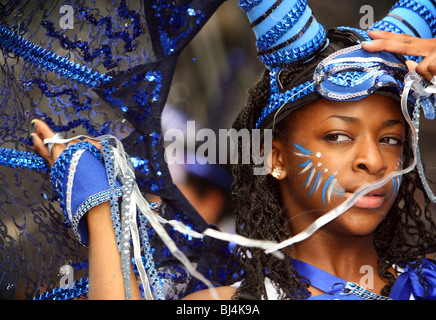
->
[32,119,142,300]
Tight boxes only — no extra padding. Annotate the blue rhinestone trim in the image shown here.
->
[337,26,372,42]
[259,15,315,56]
[0,25,112,87]
[238,0,264,12]
[391,0,436,36]
[33,277,89,300]
[256,0,307,51]
[255,76,316,129]
[0,148,49,172]
[370,20,404,35]
[138,214,165,300]
[342,282,391,300]
[101,139,123,250]
[259,26,326,67]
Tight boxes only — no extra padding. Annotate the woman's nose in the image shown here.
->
[352,138,387,176]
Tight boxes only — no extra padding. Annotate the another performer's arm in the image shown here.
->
[32,119,142,300]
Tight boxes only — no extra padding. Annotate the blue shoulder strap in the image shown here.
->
[291,259,347,294]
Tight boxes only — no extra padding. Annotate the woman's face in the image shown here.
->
[273,94,406,237]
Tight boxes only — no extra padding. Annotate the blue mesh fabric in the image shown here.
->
[0,0,233,300]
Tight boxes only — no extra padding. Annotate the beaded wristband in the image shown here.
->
[99,137,165,300]
[49,136,166,299]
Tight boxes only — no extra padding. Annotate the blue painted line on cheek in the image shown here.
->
[322,174,336,207]
[308,170,322,197]
[298,159,312,167]
[294,143,313,155]
[393,175,402,197]
[303,169,315,187]
[303,168,316,187]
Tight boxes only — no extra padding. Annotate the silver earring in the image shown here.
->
[271,168,282,179]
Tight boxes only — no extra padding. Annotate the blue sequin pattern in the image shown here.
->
[0,0,242,300]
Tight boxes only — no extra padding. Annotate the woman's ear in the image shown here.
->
[267,140,287,180]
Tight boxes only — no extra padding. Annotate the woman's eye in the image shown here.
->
[380,137,403,146]
[323,133,352,143]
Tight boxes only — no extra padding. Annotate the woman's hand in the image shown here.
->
[362,30,436,81]
[31,119,102,167]
[31,119,141,299]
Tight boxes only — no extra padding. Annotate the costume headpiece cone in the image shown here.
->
[371,0,436,47]
[239,0,327,69]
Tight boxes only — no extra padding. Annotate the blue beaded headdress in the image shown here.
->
[238,0,436,130]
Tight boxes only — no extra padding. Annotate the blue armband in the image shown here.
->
[50,141,122,246]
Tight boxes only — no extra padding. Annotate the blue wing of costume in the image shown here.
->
[0,0,235,300]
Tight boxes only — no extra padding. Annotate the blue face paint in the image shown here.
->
[294,143,340,207]
[298,159,312,168]
[322,174,337,207]
[293,143,313,156]
[308,170,322,197]
[303,167,316,188]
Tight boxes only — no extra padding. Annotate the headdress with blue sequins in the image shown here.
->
[0,0,435,301]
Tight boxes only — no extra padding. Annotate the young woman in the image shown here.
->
[183,29,436,300]
[32,1,436,299]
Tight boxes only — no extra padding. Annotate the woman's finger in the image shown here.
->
[361,30,436,81]
[405,60,419,72]
[32,132,54,168]
[415,49,436,81]
[362,30,436,57]
[32,119,104,167]
[32,119,66,166]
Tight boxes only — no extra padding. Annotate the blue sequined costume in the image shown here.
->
[0,0,232,300]
[0,0,436,301]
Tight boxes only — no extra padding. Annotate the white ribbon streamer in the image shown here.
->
[43,72,423,295]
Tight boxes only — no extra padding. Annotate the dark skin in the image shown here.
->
[188,32,436,300]
[32,31,436,300]
[362,30,436,81]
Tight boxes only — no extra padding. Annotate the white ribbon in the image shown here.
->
[43,74,423,295]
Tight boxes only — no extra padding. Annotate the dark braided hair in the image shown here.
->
[228,29,436,300]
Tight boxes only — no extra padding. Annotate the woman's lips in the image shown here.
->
[345,191,385,209]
